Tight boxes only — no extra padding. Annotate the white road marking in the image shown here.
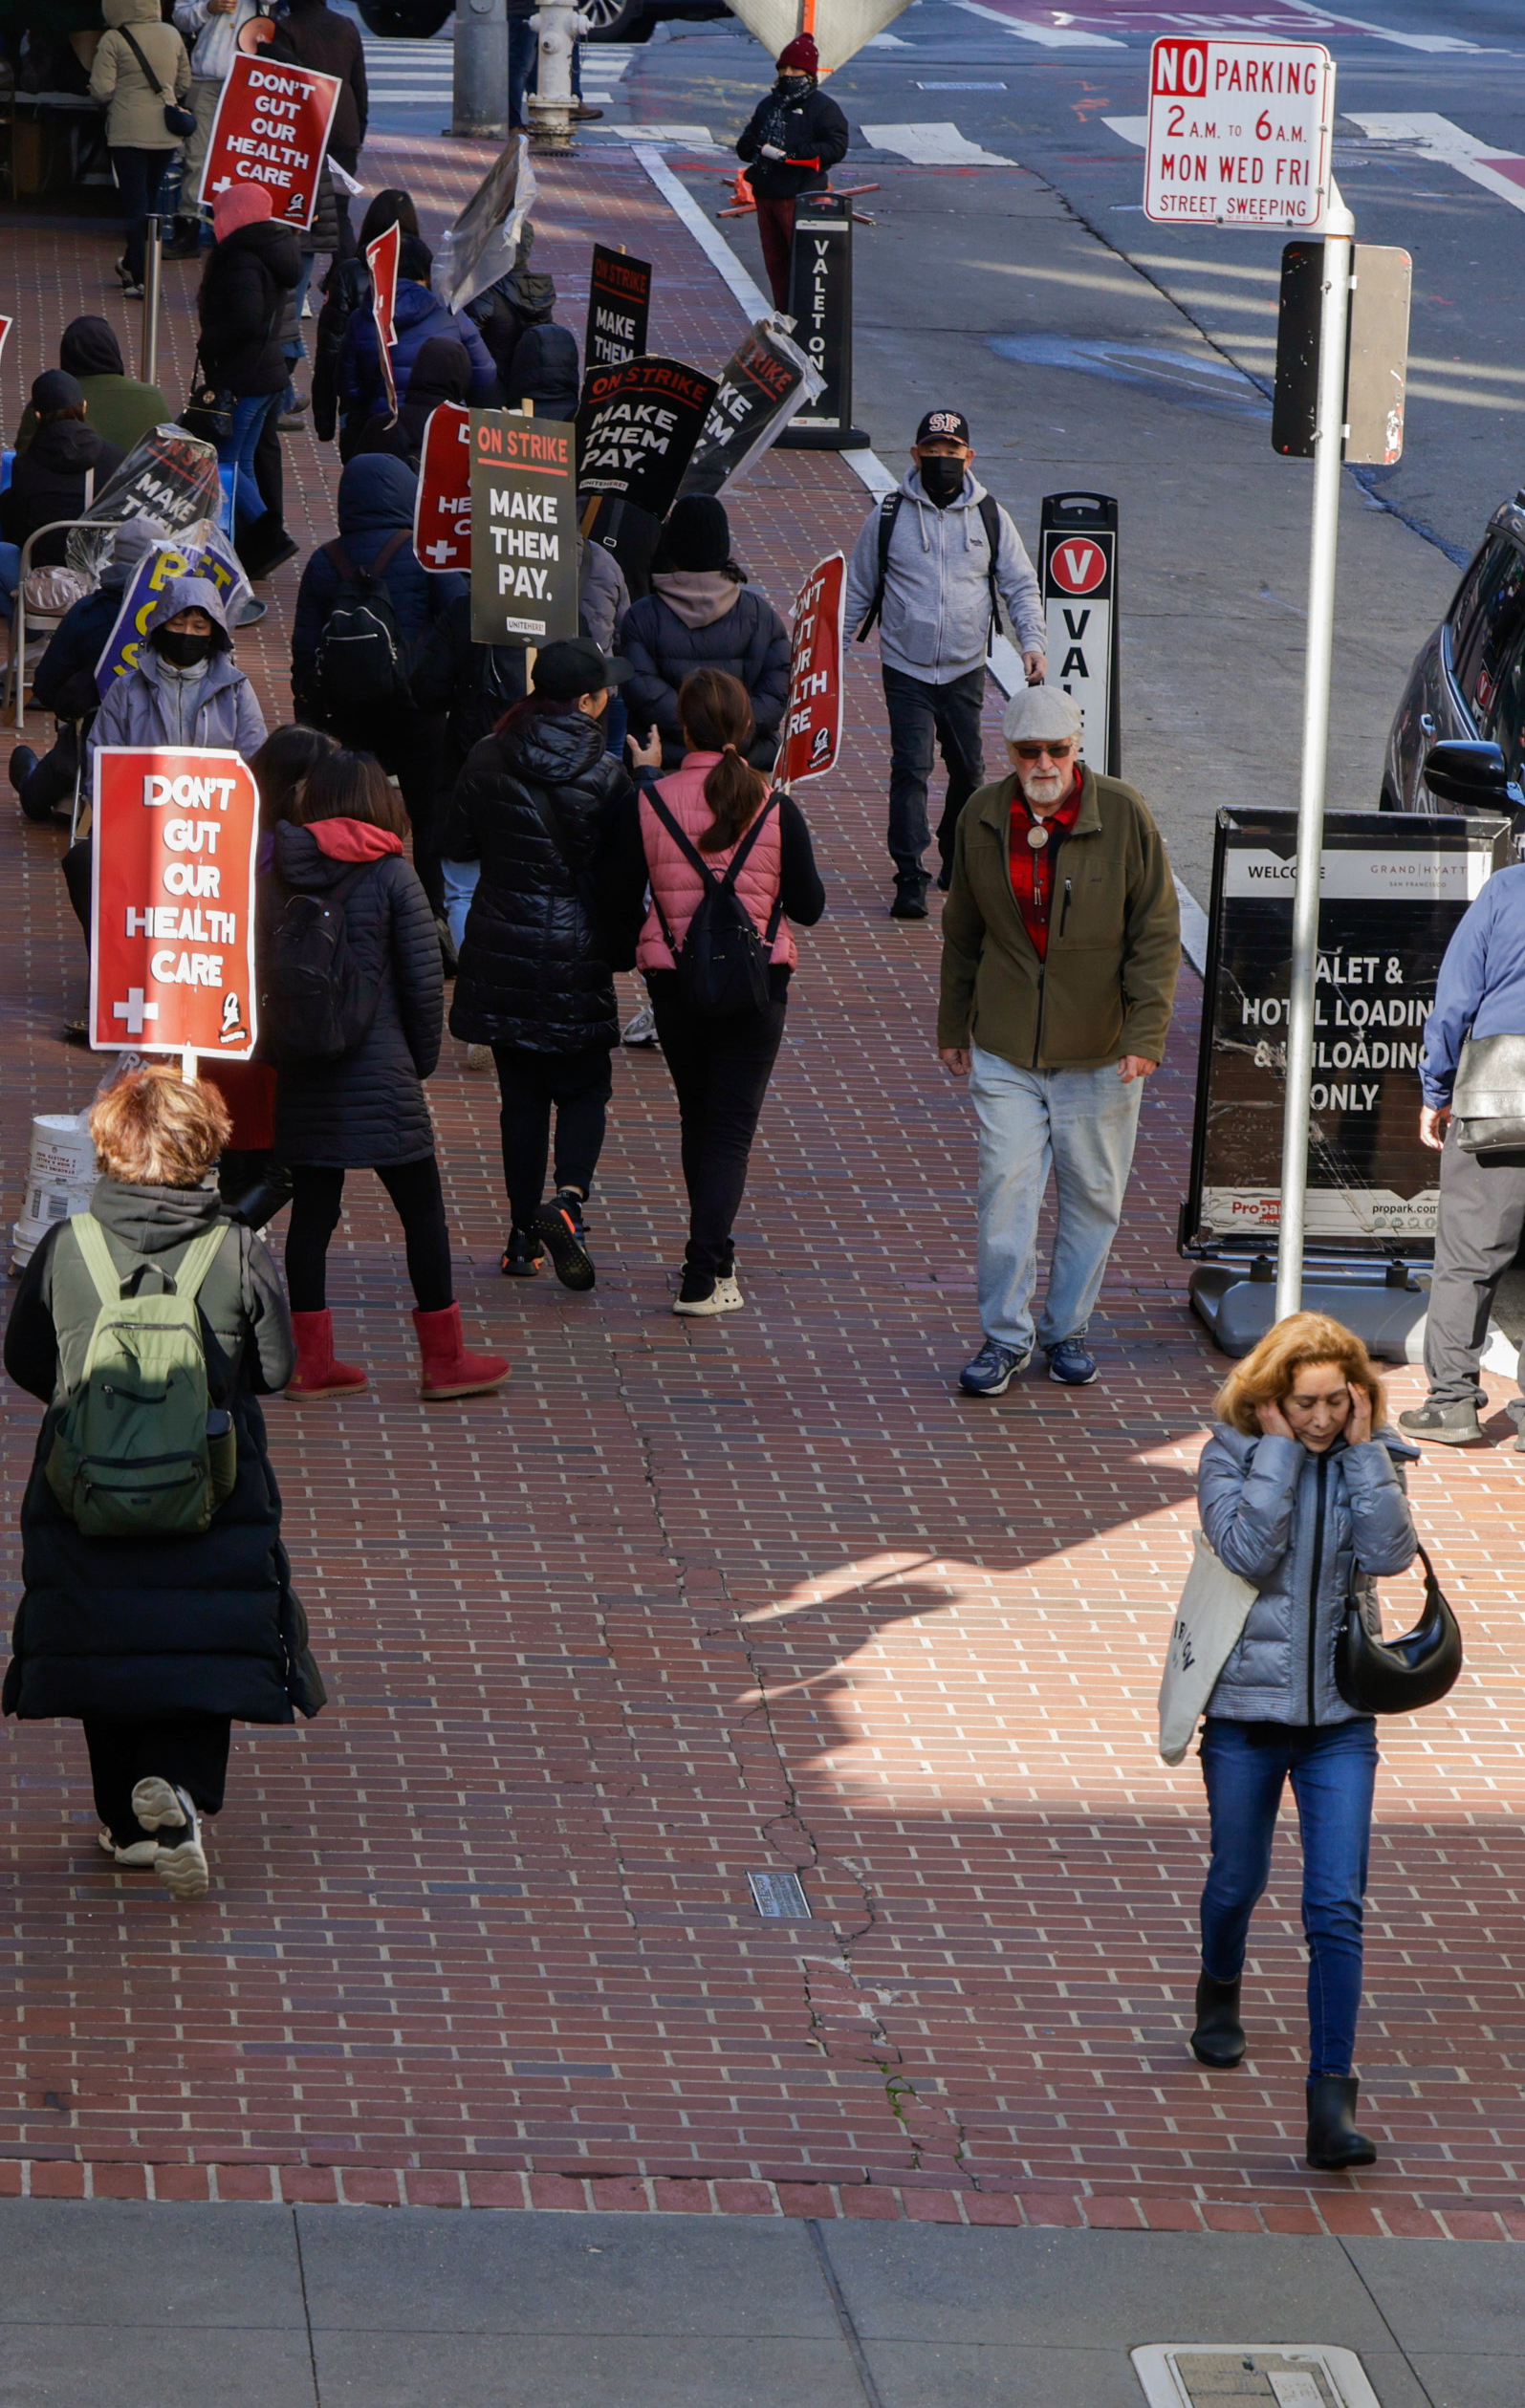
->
[864,31,912,44]
[951,2,1123,50]
[1103,117,1147,148]
[597,122,720,146]
[861,121,1016,165]
[1347,112,1525,215]
[1279,0,1481,54]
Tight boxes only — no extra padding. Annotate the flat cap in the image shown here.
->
[1001,684,1083,746]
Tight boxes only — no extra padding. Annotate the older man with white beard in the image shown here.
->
[938,687,1180,1396]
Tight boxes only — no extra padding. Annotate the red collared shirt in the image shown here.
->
[1007,775,1082,960]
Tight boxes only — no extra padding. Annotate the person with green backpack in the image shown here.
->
[3,1066,325,1902]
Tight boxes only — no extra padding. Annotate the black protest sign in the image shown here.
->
[1183,805,1511,1259]
[468,409,578,648]
[675,321,821,500]
[576,356,717,519]
[586,245,652,367]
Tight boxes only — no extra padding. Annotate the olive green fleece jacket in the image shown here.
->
[937,765,1180,1070]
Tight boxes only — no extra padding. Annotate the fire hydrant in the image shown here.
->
[528,0,592,150]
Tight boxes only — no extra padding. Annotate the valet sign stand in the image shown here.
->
[1148,37,1409,1330]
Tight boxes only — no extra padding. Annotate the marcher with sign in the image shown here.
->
[195,183,303,568]
[4,1064,324,1902]
[338,236,498,438]
[468,406,578,652]
[506,324,580,427]
[620,496,790,772]
[734,33,849,312]
[939,686,1179,1397]
[845,408,1045,920]
[625,667,824,1319]
[196,47,342,233]
[443,639,643,1288]
[1189,1313,1418,2171]
[266,749,510,1404]
[313,186,419,450]
[89,579,266,783]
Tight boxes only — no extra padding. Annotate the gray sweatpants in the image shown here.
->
[1424,1129,1525,1404]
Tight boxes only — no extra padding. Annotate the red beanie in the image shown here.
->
[213,181,275,243]
[776,33,818,72]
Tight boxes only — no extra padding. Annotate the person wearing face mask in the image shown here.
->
[938,685,1178,1396]
[844,408,1046,921]
[88,575,267,769]
[1190,1312,1419,2172]
[734,34,850,311]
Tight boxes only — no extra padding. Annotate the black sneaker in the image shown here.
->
[890,886,928,921]
[500,1227,543,1277]
[958,1338,1030,1397]
[533,1189,596,1291]
[8,743,36,795]
[1398,1399,1485,1444]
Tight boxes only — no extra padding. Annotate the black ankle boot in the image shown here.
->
[1305,2075,1377,2170]
[1190,1970,1246,2067]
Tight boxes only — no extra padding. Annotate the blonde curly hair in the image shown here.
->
[1214,1311,1386,1438]
[90,1065,230,1188]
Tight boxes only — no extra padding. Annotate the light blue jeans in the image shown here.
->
[442,857,480,954]
[969,1045,1144,1356]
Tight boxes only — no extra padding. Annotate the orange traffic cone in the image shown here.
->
[720,168,757,218]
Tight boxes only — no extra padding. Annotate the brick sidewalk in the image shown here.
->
[1,139,1524,2241]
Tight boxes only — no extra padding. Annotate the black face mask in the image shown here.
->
[155,629,214,669]
[776,75,811,98]
[919,455,966,506]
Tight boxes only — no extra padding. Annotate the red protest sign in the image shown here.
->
[414,401,472,574]
[0,319,12,374]
[198,53,342,231]
[775,553,845,786]
[89,748,259,1059]
[367,220,402,419]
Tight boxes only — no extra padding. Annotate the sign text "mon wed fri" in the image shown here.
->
[1144,38,1333,228]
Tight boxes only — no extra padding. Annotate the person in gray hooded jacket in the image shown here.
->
[844,407,1045,919]
[1188,1311,1418,2176]
[88,574,267,770]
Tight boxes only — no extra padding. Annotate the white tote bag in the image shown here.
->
[1157,1529,1258,1766]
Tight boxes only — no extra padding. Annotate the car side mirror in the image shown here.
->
[1422,739,1513,807]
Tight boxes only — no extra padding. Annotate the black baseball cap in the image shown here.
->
[915,408,971,445]
[531,638,633,698]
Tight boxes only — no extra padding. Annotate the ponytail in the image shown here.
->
[676,668,767,853]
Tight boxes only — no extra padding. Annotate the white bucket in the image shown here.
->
[11,1112,97,1272]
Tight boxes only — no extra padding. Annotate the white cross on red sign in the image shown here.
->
[414,401,473,575]
[197,52,342,231]
[1144,36,1333,229]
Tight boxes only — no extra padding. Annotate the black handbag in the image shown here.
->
[180,356,234,445]
[1335,1542,1463,1715]
[118,25,196,139]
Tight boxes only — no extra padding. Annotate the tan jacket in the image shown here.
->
[89,0,191,150]
[938,764,1180,1070]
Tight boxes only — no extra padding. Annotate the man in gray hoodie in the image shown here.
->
[844,409,1045,920]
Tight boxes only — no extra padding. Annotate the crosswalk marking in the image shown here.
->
[361,34,639,101]
[861,120,1015,165]
[1347,112,1525,215]
[951,2,1123,49]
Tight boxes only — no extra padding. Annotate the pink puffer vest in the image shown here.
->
[636,752,796,973]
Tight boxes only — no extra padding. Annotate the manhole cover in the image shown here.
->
[1131,2346,1382,2408]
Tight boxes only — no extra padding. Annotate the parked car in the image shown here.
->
[357,0,727,38]
[1383,492,1525,811]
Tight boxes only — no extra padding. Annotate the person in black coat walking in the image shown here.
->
[443,639,646,1286]
[735,33,849,308]
[619,495,792,771]
[4,1065,324,1901]
[313,186,419,448]
[197,182,303,576]
[268,749,510,1403]
[0,371,123,620]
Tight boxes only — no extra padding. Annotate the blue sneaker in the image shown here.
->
[958,1338,1030,1397]
[1046,1338,1098,1386]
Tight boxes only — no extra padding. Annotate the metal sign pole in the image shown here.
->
[452,0,508,138]
[142,214,162,389]
[1276,173,1355,1320]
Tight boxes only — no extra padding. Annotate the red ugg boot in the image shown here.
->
[288,1309,368,1399]
[411,1305,511,1400]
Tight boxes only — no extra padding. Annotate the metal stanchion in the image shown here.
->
[142,213,163,390]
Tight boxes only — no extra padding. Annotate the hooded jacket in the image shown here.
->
[843,468,1046,683]
[338,279,498,426]
[197,220,305,399]
[3,1175,323,1726]
[939,764,1179,1071]
[88,0,191,149]
[619,578,792,770]
[13,319,168,461]
[291,454,465,713]
[272,0,367,156]
[0,416,123,564]
[267,818,444,1167]
[506,324,579,423]
[735,78,849,202]
[350,336,470,468]
[443,709,644,1053]
[88,575,267,770]
[1198,1422,1419,1726]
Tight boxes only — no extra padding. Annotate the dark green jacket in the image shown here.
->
[937,764,1180,1070]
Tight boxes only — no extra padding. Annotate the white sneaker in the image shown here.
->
[98,1830,158,1868]
[130,1777,209,1900]
[672,1273,744,1317]
[621,1003,657,1047]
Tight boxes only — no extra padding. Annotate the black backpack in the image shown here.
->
[645,789,781,1020]
[315,531,410,711]
[855,488,1003,651]
[258,864,379,1065]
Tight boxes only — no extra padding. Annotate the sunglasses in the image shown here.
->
[1013,741,1075,762]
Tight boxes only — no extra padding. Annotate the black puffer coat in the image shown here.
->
[3,1178,324,1725]
[269,823,444,1166]
[619,580,792,769]
[198,221,304,399]
[444,709,643,1052]
[736,79,849,201]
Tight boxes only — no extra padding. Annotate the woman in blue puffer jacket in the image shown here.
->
[1189,1312,1418,2175]
[338,235,498,445]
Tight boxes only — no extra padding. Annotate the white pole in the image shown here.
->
[1275,173,1355,1322]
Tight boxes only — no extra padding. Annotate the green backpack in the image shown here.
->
[45,1214,238,1540]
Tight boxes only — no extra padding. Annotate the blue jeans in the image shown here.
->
[969,1046,1143,1355]
[1200,1717,1379,2080]
[510,20,581,126]
[218,392,280,530]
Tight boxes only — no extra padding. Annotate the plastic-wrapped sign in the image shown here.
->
[95,524,253,700]
[66,427,224,584]
[434,132,537,314]
[198,53,342,231]
[1182,806,1512,1255]
[775,553,844,787]
[468,410,577,647]
[586,246,651,368]
[90,748,260,1060]
[676,322,823,500]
